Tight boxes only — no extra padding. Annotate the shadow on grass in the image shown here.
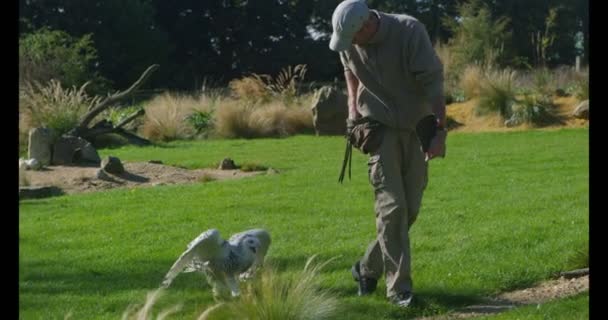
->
[20,259,212,296]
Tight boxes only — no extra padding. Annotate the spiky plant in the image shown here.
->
[199,255,340,320]
[121,289,182,320]
[476,68,518,118]
[19,79,100,136]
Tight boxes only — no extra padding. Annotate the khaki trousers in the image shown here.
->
[359,127,428,298]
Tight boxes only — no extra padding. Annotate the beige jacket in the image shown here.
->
[339,11,444,130]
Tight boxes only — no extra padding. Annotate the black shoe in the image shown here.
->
[388,292,413,308]
[351,261,377,296]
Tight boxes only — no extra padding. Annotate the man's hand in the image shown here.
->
[425,129,447,161]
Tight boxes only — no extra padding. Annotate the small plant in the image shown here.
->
[507,94,554,127]
[19,79,100,137]
[213,101,313,139]
[104,104,145,128]
[566,242,589,270]
[229,65,308,107]
[532,68,555,96]
[476,68,518,118]
[198,173,217,183]
[121,289,181,320]
[199,255,340,320]
[239,163,268,172]
[460,64,483,99]
[574,75,589,101]
[140,92,203,142]
[186,110,214,135]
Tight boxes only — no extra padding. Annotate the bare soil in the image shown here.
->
[22,161,265,195]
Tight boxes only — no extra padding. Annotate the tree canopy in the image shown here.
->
[19,0,588,90]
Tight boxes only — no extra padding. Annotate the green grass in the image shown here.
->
[478,292,589,319]
[19,128,589,319]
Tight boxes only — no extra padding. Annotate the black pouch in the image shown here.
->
[348,118,385,154]
[415,114,438,153]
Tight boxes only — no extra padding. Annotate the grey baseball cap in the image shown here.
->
[329,0,370,52]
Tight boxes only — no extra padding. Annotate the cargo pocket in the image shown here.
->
[367,154,385,189]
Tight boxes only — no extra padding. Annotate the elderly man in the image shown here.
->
[329,0,447,307]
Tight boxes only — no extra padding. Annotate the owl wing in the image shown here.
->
[161,229,225,288]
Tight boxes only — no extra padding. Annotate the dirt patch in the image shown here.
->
[22,162,267,196]
[417,274,589,320]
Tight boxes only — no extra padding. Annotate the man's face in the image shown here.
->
[351,18,374,46]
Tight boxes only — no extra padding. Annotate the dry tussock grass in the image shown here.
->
[460,64,483,99]
[214,100,313,139]
[141,92,214,142]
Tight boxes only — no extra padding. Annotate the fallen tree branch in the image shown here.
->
[557,268,589,279]
[75,64,159,133]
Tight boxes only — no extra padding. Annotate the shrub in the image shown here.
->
[567,242,589,270]
[102,104,145,130]
[140,92,211,142]
[443,0,511,74]
[199,255,340,320]
[507,94,555,126]
[460,64,483,99]
[19,27,108,92]
[186,110,214,135]
[213,100,313,139]
[532,68,555,96]
[229,65,308,108]
[229,77,271,105]
[19,79,99,137]
[476,68,518,118]
[572,71,589,101]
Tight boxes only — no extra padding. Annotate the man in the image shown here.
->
[329,0,447,307]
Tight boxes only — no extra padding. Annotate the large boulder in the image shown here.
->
[28,127,55,166]
[310,86,348,135]
[572,100,589,119]
[52,135,101,166]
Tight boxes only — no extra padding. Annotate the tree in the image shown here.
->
[19,0,170,90]
[19,27,106,91]
[443,0,511,71]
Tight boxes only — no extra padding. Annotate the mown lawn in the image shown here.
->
[19,128,588,319]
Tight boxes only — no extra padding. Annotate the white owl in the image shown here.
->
[161,228,271,297]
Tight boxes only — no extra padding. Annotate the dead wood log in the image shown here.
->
[557,268,589,279]
[67,64,158,145]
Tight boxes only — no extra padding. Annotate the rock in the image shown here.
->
[19,186,64,200]
[19,158,28,171]
[53,135,101,165]
[95,169,112,180]
[101,156,125,174]
[19,158,42,170]
[28,127,55,166]
[25,158,42,170]
[219,158,237,170]
[310,86,348,135]
[266,167,279,175]
[572,100,589,119]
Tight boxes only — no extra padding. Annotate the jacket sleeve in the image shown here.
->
[404,20,444,101]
